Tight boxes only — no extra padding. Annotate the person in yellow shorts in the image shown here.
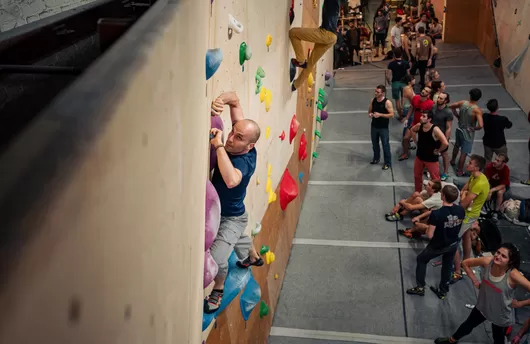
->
[451,154,490,284]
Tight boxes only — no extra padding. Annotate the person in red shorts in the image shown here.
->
[484,153,511,220]
[399,85,434,161]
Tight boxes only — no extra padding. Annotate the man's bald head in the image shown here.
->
[241,119,261,143]
[226,119,261,154]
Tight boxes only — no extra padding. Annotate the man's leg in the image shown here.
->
[492,324,509,344]
[484,145,493,163]
[495,186,506,212]
[425,161,441,181]
[413,157,425,193]
[407,245,438,295]
[371,127,381,162]
[400,128,411,158]
[418,60,427,86]
[439,244,458,294]
[293,30,336,89]
[441,149,450,176]
[392,82,403,116]
[289,27,325,64]
[381,128,392,167]
[458,140,473,174]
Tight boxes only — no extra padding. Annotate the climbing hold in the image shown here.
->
[264,251,275,264]
[228,14,244,36]
[204,250,219,288]
[256,177,260,185]
[268,190,277,204]
[308,73,314,88]
[265,89,272,112]
[266,177,272,193]
[265,126,271,139]
[240,275,261,321]
[252,222,262,236]
[298,132,307,161]
[239,42,252,71]
[255,75,263,95]
[312,0,317,8]
[279,130,286,141]
[517,20,522,27]
[317,88,328,110]
[210,115,224,170]
[325,71,332,81]
[260,245,270,255]
[205,180,221,251]
[289,0,295,25]
[312,151,319,158]
[298,172,304,183]
[289,60,296,83]
[507,39,530,74]
[267,164,272,176]
[206,48,223,81]
[289,114,300,144]
[260,87,266,103]
[266,34,272,52]
[259,300,270,318]
[280,168,298,211]
[321,110,329,121]
[274,273,279,279]
[256,66,266,78]
[316,116,321,123]
[314,130,321,139]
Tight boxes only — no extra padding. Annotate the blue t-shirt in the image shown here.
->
[428,205,465,249]
[212,148,257,217]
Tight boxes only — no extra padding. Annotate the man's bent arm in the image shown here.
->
[219,91,245,124]
[434,126,448,151]
[216,148,243,188]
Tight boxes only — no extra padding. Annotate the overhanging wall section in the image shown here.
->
[0,1,209,343]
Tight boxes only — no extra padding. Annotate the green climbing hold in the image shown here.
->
[314,130,321,138]
[317,101,323,110]
[240,42,248,66]
[316,116,322,123]
[260,245,270,255]
[255,75,263,94]
[259,300,269,318]
[256,66,266,78]
[312,152,319,158]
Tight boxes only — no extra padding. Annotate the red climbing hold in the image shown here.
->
[279,130,286,141]
[290,114,300,144]
[299,131,307,161]
[280,168,298,211]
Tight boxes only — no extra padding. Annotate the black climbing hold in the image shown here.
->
[493,57,501,68]
[289,60,296,82]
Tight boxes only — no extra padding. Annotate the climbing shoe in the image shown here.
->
[204,289,224,314]
[406,286,425,296]
[236,257,264,268]
[370,159,380,164]
[430,286,447,300]
[434,338,457,344]
[290,58,307,69]
[449,272,463,284]
[291,84,296,92]
[385,213,402,221]
[382,164,390,170]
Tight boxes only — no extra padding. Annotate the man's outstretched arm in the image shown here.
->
[215,91,245,124]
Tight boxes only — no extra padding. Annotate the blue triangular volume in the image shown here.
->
[202,251,251,331]
[240,274,262,321]
[206,48,223,81]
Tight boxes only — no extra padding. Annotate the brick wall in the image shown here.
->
[0,0,98,32]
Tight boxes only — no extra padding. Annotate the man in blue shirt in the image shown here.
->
[289,0,340,92]
[205,91,263,314]
[406,185,464,299]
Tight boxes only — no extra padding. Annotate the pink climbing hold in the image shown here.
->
[320,110,329,121]
[210,115,224,170]
[204,250,219,288]
[205,180,221,251]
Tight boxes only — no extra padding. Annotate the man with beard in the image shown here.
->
[431,92,453,181]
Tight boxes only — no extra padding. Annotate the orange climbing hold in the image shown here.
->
[280,168,298,211]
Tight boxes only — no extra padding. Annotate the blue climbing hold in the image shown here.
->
[298,172,304,183]
[240,274,262,321]
[202,251,251,331]
[206,48,223,81]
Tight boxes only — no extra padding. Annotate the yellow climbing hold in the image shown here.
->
[274,273,279,279]
[256,177,260,185]
[265,251,276,264]
[308,72,314,88]
[267,164,272,176]
[266,34,272,48]
[265,89,272,112]
[266,177,272,193]
[266,126,271,138]
[260,87,266,103]
[268,190,277,204]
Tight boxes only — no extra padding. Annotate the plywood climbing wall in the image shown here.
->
[204,0,333,342]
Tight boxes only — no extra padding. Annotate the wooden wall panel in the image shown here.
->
[443,0,478,43]
[475,0,504,84]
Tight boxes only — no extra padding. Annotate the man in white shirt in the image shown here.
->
[391,17,404,53]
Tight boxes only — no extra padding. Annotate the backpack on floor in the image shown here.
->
[500,199,530,226]
[477,218,502,253]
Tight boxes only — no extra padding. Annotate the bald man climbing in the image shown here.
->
[205,91,263,314]
[289,0,340,92]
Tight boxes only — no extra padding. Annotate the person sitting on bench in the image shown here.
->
[385,180,443,222]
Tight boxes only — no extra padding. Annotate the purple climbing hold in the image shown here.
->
[204,250,219,288]
[325,71,332,81]
[210,115,224,170]
[320,110,328,121]
[205,179,221,251]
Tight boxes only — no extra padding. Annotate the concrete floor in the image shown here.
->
[270,8,530,344]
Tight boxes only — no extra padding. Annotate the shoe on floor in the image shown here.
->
[521,180,530,185]
[430,286,447,300]
[406,286,425,296]
[385,213,402,221]
[204,289,224,314]
[398,154,408,161]
[449,272,463,284]
[382,164,391,170]
[434,338,457,344]
[370,159,380,164]
[236,257,264,268]
[440,173,448,181]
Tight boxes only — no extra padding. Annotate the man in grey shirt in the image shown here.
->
[431,92,453,181]
[373,10,388,57]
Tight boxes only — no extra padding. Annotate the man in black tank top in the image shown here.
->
[368,85,395,170]
[410,111,448,192]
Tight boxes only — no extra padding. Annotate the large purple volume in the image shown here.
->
[210,116,224,170]
[205,179,221,251]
